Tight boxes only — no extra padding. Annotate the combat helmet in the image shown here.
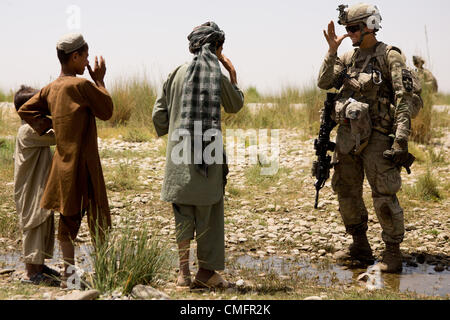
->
[337,3,382,31]
[413,56,425,68]
[337,3,382,46]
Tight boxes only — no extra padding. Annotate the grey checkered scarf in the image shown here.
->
[179,22,225,177]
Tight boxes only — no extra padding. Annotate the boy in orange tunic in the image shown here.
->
[18,33,114,286]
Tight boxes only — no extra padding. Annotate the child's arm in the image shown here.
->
[82,55,114,121]
[17,90,53,136]
[80,80,114,121]
[21,127,56,148]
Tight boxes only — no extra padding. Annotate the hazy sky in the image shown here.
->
[1,0,449,94]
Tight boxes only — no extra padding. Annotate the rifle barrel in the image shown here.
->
[314,190,319,209]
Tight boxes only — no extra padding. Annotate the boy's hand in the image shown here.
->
[87,56,106,87]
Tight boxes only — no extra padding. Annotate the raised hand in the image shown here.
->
[87,56,106,87]
[216,46,237,85]
[323,21,349,55]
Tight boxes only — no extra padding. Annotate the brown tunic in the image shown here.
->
[18,77,113,224]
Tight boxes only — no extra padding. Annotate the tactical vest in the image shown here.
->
[337,42,399,132]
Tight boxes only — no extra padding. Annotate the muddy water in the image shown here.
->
[233,255,450,298]
[0,244,94,274]
[2,248,449,298]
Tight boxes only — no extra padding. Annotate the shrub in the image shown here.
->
[410,86,434,143]
[109,77,157,128]
[90,222,174,294]
[404,170,442,202]
[105,163,140,191]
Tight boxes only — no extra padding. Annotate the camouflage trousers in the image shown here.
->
[332,128,405,244]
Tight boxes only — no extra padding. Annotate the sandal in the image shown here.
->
[42,265,61,278]
[22,272,60,287]
[191,272,231,290]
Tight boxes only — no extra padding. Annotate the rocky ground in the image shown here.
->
[0,103,449,300]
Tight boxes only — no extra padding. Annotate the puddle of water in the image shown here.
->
[233,255,450,298]
[233,255,353,285]
[0,244,94,274]
[3,247,449,298]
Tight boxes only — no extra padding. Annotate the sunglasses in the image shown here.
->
[345,25,361,33]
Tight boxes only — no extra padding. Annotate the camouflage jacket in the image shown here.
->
[317,42,413,143]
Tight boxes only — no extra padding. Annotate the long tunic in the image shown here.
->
[18,77,113,219]
[14,121,56,231]
[152,64,244,206]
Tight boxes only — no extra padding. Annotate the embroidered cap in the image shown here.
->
[56,33,87,54]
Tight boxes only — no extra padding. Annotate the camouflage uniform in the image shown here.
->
[318,42,412,246]
[413,56,438,93]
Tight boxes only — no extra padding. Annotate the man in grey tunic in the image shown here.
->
[152,22,244,288]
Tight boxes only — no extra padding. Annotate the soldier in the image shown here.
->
[413,55,438,93]
[318,3,414,273]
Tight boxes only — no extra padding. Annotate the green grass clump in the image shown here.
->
[227,185,243,197]
[222,85,324,131]
[411,86,434,143]
[90,223,174,295]
[245,86,262,103]
[404,170,442,202]
[408,142,427,163]
[434,93,450,105]
[0,209,18,239]
[0,138,15,165]
[245,163,292,188]
[0,89,14,102]
[122,127,154,143]
[106,163,140,191]
[109,76,157,128]
[0,138,15,180]
[426,147,446,165]
[0,139,17,239]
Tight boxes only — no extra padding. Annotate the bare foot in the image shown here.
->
[177,272,192,287]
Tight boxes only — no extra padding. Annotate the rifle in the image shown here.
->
[402,153,416,175]
[312,93,337,209]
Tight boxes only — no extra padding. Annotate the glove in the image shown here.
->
[383,139,409,166]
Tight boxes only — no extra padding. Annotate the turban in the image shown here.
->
[188,22,225,54]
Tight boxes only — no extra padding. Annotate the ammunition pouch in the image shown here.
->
[335,98,372,155]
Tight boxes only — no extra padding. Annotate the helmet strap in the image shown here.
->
[353,23,371,47]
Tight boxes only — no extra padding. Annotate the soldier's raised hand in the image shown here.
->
[323,21,349,55]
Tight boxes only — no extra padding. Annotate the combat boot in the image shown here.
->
[335,232,374,264]
[349,232,374,263]
[377,243,403,273]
